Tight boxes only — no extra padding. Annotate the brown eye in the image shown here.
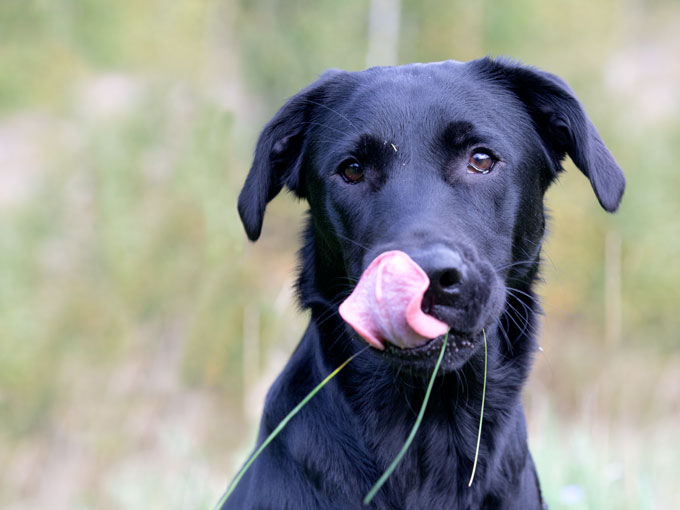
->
[340,161,364,183]
[467,152,495,174]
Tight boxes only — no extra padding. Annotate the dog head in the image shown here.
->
[237,58,624,371]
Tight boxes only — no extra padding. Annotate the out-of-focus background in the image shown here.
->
[1,1,678,508]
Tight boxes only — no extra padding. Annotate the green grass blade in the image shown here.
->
[363,331,449,506]
[467,328,487,487]
[216,347,365,509]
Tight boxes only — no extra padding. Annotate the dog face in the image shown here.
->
[238,58,624,371]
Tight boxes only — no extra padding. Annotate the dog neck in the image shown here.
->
[293,310,539,506]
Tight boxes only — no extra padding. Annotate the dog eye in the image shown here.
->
[467,152,495,174]
[339,160,364,184]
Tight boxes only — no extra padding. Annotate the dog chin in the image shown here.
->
[376,329,486,373]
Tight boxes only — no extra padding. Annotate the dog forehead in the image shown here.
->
[310,61,531,163]
[326,61,524,138]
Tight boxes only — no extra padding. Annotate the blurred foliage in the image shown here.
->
[0,0,678,509]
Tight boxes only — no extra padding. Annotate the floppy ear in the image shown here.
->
[478,58,625,212]
[238,71,342,241]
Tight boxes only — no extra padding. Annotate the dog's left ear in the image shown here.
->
[477,59,625,212]
[238,70,343,241]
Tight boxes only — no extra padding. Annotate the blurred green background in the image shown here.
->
[0,1,678,508]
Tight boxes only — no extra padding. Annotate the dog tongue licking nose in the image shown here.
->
[339,250,449,350]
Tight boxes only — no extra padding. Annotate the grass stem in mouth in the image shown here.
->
[467,328,487,487]
[217,346,367,509]
[363,330,449,506]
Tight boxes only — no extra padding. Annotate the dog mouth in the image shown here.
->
[338,248,502,371]
[379,329,482,371]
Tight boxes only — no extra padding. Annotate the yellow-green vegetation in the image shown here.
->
[0,1,678,509]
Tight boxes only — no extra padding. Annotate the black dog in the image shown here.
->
[222,58,624,509]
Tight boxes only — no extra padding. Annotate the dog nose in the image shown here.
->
[431,267,463,298]
[410,248,468,307]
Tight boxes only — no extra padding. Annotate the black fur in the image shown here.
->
[222,57,624,509]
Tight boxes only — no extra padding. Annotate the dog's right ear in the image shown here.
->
[238,70,342,241]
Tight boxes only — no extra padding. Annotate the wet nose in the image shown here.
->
[411,248,469,307]
[430,266,463,301]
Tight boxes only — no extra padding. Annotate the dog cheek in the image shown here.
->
[479,266,507,326]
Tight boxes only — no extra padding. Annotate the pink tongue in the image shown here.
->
[338,250,449,350]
